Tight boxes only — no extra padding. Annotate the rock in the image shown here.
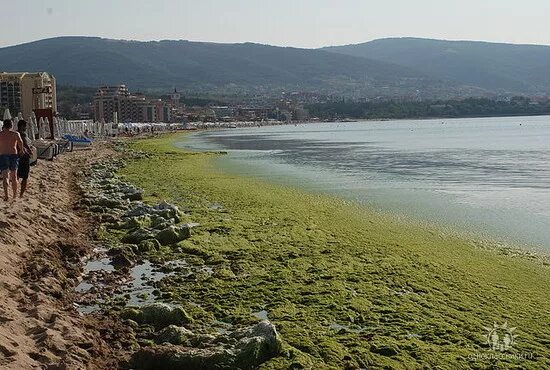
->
[126,216,152,230]
[132,345,234,370]
[123,228,156,244]
[154,202,182,222]
[151,216,175,230]
[125,203,155,217]
[156,325,194,345]
[94,196,126,209]
[231,321,282,368]
[169,306,194,326]
[112,253,133,267]
[120,308,143,322]
[108,245,136,267]
[138,239,161,253]
[123,303,193,329]
[155,225,190,246]
[370,344,399,357]
[125,190,144,201]
[126,319,140,330]
[131,321,282,370]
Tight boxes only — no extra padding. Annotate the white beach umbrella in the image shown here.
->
[28,115,36,140]
[28,121,36,141]
[32,116,39,140]
[52,117,60,138]
[38,117,46,139]
[44,117,51,139]
[30,111,37,126]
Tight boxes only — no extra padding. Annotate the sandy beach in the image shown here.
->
[0,143,132,369]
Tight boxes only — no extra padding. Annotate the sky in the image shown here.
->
[2,0,550,48]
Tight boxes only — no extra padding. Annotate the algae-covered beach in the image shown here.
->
[116,133,549,369]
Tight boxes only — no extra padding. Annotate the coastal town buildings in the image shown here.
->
[93,85,172,123]
[0,71,57,120]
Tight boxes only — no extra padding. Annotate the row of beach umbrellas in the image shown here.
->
[3,108,175,140]
[2,108,117,140]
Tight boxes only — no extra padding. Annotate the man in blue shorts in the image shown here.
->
[0,119,26,201]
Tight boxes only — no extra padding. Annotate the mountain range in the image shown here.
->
[323,38,550,95]
[1,36,549,97]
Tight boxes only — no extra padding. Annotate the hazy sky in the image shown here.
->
[2,0,550,48]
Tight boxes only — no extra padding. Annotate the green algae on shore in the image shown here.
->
[119,133,550,369]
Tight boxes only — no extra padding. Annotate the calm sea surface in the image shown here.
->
[180,116,550,250]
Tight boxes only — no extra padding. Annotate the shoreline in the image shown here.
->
[186,125,550,256]
[189,112,550,128]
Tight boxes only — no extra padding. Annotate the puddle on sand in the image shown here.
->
[75,281,94,293]
[76,303,101,314]
[84,257,115,273]
[252,310,269,321]
[75,254,114,296]
[123,260,165,306]
[76,255,221,312]
[122,259,189,306]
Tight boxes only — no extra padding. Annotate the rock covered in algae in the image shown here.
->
[155,225,191,245]
[156,325,194,345]
[131,321,282,370]
[122,227,156,244]
[138,239,161,253]
[120,303,193,329]
[154,201,183,222]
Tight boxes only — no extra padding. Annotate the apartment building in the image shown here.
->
[0,72,57,119]
[93,85,171,123]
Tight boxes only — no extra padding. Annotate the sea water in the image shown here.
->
[180,116,550,250]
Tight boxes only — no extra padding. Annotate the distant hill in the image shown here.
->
[0,36,449,97]
[3,36,547,98]
[323,37,550,94]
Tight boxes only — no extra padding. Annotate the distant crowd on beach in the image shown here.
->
[0,119,33,201]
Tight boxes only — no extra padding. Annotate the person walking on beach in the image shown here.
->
[17,120,33,198]
[0,119,26,201]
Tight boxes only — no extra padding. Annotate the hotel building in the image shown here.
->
[0,72,57,119]
[93,85,171,123]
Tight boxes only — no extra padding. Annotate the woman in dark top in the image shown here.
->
[17,120,33,198]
